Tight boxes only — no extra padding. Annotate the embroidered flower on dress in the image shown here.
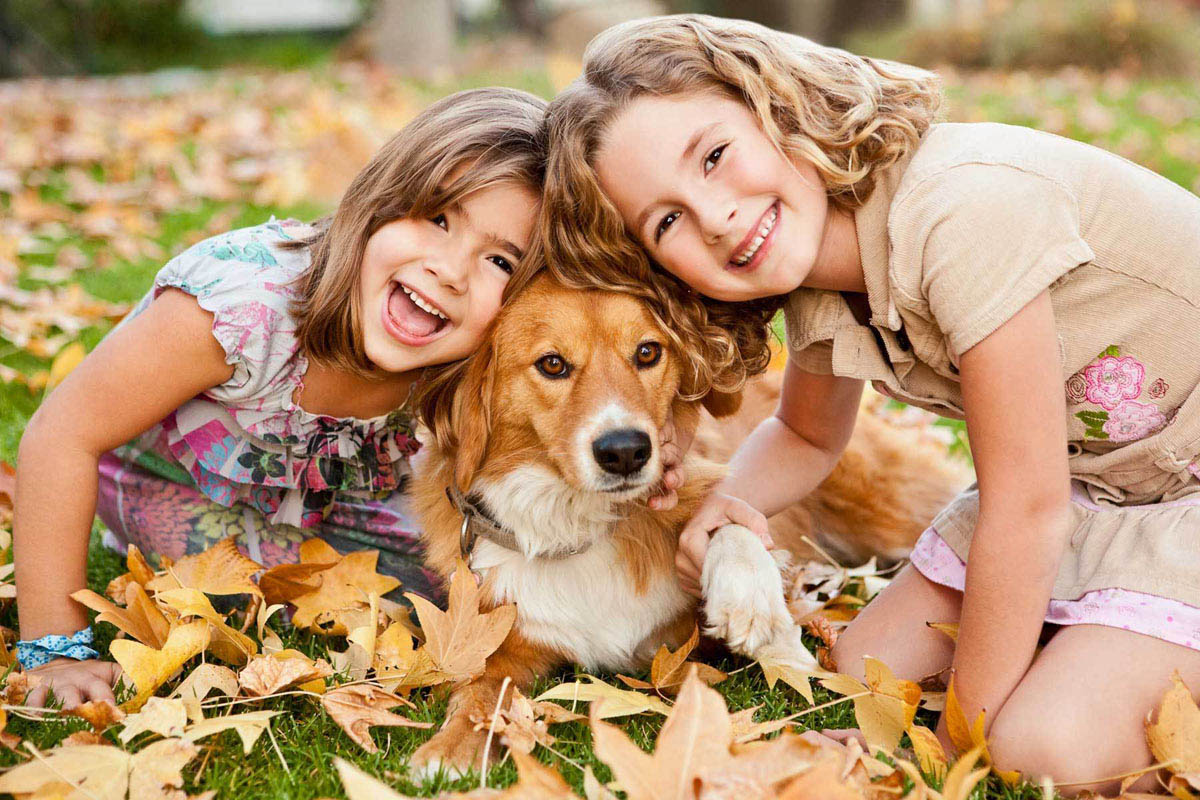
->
[237,448,286,483]
[1148,378,1169,399]
[1103,400,1167,442]
[1065,372,1088,404]
[1083,355,1145,410]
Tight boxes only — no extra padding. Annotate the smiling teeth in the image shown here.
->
[401,285,447,320]
[733,206,778,265]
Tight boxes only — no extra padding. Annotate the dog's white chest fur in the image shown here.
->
[471,538,692,672]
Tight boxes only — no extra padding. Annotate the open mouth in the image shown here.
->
[727,200,780,273]
[382,281,451,346]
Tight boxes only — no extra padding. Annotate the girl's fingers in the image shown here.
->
[651,489,679,511]
[26,684,48,709]
[58,685,83,711]
[100,662,123,686]
[723,500,773,546]
[83,679,117,707]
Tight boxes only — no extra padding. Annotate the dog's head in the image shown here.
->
[439,273,737,503]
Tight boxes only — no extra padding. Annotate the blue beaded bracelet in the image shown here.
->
[15,627,99,670]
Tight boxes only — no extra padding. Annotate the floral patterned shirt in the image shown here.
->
[111,219,422,529]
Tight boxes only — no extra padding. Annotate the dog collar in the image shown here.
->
[445,486,592,561]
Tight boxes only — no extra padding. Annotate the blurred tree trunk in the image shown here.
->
[703,0,904,44]
[369,0,456,77]
[502,0,544,38]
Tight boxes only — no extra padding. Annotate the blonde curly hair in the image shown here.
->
[543,14,942,397]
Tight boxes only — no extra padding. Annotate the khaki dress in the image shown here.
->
[783,122,1200,649]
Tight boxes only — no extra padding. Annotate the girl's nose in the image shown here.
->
[699,199,737,245]
[424,253,468,295]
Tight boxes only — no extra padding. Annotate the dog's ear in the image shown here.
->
[449,340,496,493]
[701,388,743,418]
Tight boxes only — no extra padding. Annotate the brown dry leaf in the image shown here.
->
[127,545,157,587]
[321,684,431,754]
[183,710,281,755]
[944,676,1020,785]
[118,696,187,743]
[647,626,728,694]
[64,730,108,746]
[147,535,263,598]
[71,582,170,648]
[110,620,211,710]
[155,587,257,665]
[591,667,733,799]
[405,560,515,684]
[373,621,442,695]
[700,731,850,798]
[488,687,579,755]
[290,539,399,636]
[239,652,331,697]
[758,654,819,705]
[65,700,125,732]
[0,738,197,800]
[336,748,575,800]
[259,560,335,607]
[1146,671,1200,790]
[536,675,674,719]
[774,757,865,800]
[818,657,920,756]
[728,706,795,745]
[336,757,410,800]
[926,622,960,642]
[2,672,39,705]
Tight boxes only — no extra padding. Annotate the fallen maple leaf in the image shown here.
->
[937,746,989,800]
[147,534,263,598]
[171,662,239,706]
[819,657,920,756]
[290,539,399,635]
[373,621,442,695]
[590,667,733,799]
[1145,670,1200,791]
[258,560,335,606]
[906,723,947,779]
[239,651,331,697]
[644,625,727,694]
[0,738,197,800]
[118,696,187,742]
[486,687,583,755]
[405,560,515,684]
[110,620,211,710]
[536,675,674,719]
[65,700,125,732]
[944,675,1020,785]
[156,587,257,665]
[700,731,849,798]
[71,582,170,648]
[182,709,282,755]
[321,684,431,754]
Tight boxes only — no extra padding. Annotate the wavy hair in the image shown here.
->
[543,14,941,396]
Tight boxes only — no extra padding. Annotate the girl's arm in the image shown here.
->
[15,288,234,642]
[675,360,864,595]
[951,290,1071,733]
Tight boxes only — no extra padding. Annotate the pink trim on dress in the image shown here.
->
[909,528,1200,652]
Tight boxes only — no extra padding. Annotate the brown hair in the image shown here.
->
[290,86,547,378]
[542,14,941,396]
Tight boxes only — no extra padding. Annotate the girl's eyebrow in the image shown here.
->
[454,201,525,259]
[634,121,723,238]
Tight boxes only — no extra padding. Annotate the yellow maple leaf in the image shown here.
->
[182,710,282,755]
[71,582,170,648]
[239,651,331,697]
[321,684,431,754]
[147,535,263,597]
[373,621,442,695]
[944,675,1021,785]
[156,587,258,665]
[1146,671,1200,791]
[647,625,727,693]
[290,540,399,636]
[0,739,196,800]
[110,620,210,711]
[404,560,514,683]
[818,656,921,756]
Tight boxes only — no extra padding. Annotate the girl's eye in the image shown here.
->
[431,213,448,230]
[535,354,571,379]
[704,145,726,174]
[487,255,514,275]
[654,211,680,243]
[634,341,662,369]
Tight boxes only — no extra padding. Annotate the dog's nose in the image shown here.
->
[592,429,652,476]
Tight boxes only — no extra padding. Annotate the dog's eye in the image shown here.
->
[535,354,571,379]
[635,342,662,368]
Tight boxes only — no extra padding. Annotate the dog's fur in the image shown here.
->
[407,274,968,776]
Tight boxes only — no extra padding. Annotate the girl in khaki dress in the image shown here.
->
[543,13,1200,793]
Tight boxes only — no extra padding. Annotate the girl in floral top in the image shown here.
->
[543,14,1200,793]
[13,88,547,708]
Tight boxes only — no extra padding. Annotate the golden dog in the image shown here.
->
[407,273,967,776]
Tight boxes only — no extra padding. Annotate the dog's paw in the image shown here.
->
[701,524,793,655]
[408,727,487,784]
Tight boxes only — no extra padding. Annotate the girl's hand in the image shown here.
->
[649,415,691,511]
[675,493,773,597]
[26,659,122,710]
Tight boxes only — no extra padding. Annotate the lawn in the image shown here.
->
[2,58,1198,798]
